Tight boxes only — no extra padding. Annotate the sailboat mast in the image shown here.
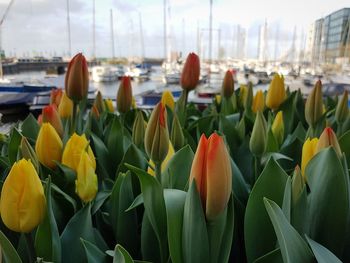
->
[139,12,145,61]
[163,0,167,61]
[92,0,96,58]
[66,0,72,57]
[110,9,115,59]
[209,0,213,65]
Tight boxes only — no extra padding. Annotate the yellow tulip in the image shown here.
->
[94,91,105,113]
[301,137,318,178]
[75,151,98,202]
[161,90,175,111]
[252,90,265,113]
[62,133,96,172]
[58,92,73,118]
[239,85,247,108]
[271,111,284,146]
[266,74,286,110]
[35,123,63,169]
[147,141,175,176]
[0,159,46,233]
[105,99,114,112]
[132,96,137,109]
[305,80,323,127]
[215,95,222,105]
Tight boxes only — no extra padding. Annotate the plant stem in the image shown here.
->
[70,101,78,135]
[155,161,162,184]
[25,233,36,263]
[254,156,261,183]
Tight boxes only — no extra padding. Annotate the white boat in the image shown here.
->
[236,72,259,85]
[91,66,118,82]
[164,71,180,85]
[125,67,150,81]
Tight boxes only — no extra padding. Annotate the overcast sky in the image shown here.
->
[0,0,349,59]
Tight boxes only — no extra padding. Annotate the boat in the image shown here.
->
[236,71,259,85]
[91,65,118,82]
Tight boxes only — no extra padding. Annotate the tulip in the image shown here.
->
[65,53,89,102]
[252,90,265,113]
[221,70,234,98]
[249,111,267,156]
[301,137,318,178]
[37,114,43,125]
[239,85,247,108]
[132,96,137,109]
[316,127,342,157]
[58,92,73,118]
[171,114,185,151]
[291,165,305,206]
[271,111,284,146]
[20,137,39,173]
[181,52,200,91]
[94,91,105,113]
[190,133,232,220]
[305,80,323,127]
[147,141,175,176]
[75,151,98,202]
[91,104,100,119]
[0,159,46,233]
[144,102,169,165]
[50,88,63,107]
[42,105,64,138]
[245,82,253,109]
[335,90,349,124]
[132,110,146,148]
[35,123,63,169]
[105,99,114,112]
[116,76,132,113]
[62,133,96,172]
[161,90,175,111]
[266,74,285,110]
[215,95,222,105]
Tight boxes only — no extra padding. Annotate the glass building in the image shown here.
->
[311,8,350,63]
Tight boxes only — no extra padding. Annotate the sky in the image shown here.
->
[0,0,349,59]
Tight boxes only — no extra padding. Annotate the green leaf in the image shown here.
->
[20,113,40,141]
[182,181,209,263]
[90,133,112,179]
[35,177,61,262]
[281,177,292,222]
[305,236,342,263]
[264,198,314,263]
[162,145,194,190]
[8,128,22,165]
[116,143,147,176]
[163,189,187,263]
[306,148,350,258]
[113,244,134,263]
[61,203,96,263]
[231,158,250,205]
[253,248,282,263]
[244,158,288,263]
[110,172,139,257]
[0,230,22,263]
[141,212,162,262]
[125,164,168,262]
[81,238,108,263]
[91,190,110,215]
[339,130,350,167]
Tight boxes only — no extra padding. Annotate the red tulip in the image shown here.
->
[181,53,200,91]
[37,114,43,125]
[65,53,89,102]
[42,105,64,138]
[116,76,132,113]
[190,133,232,220]
[50,88,63,107]
[316,127,342,157]
[221,70,234,98]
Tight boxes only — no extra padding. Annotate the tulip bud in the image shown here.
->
[132,96,137,109]
[62,133,96,172]
[252,90,265,113]
[266,74,286,110]
[75,151,98,203]
[335,90,349,124]
[38,114,43,125]
[144,102,169,164]
[291,165,305,206]
[249,111,267,156]
[190,133,232,220]
[50,88,63,107]
[301,137,318,178]
[42,105,64,138]
[245,82,253,109]
[91,104,100,119]
[132,111,146,148]
[0,159,46,233]
[58,92,73,118]
[215,95,222,105]
[239,85,247,108]
[35,123,63,169]
[105,99,114,112]
[147,141,175,176]
[117,76,133,113]
[65,53,89,102]
[161,90,175,111]
[271,111,284,146]
[171,114,185,151]
[236,117,246,141]
[20,137,39,173]
[316,127,342,157]
[305,80,323,127]
[181,52,200,91]
[221,70,234,98]
[94,91,105,113]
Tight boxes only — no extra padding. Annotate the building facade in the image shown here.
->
[310,8,350,63]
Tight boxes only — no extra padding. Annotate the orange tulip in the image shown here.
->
[116,76,132,113]
[221,70,234,98]
[65,53,89,102]
[316,127,342,157]
[42,105,64,138]
[190,133,232,220]
[181,53,200,91]
[37,114,43,125]
[50,88,63,107]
